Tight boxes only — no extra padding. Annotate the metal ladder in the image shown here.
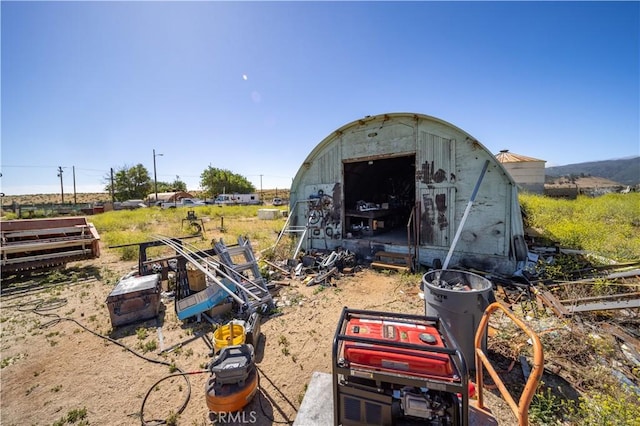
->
[272,199,316,259]
[214,236,273,314]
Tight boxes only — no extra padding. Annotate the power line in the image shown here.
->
[1,164,66,169]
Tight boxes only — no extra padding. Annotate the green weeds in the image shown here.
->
[520,193,640,262]
[52,407,88,425]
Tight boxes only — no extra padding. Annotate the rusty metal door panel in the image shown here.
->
[416,131,457,186]
[415,131,457,248]
[419,187,455,247]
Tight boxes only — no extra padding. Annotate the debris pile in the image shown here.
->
[264,248,360,287]
[430,279,473,291]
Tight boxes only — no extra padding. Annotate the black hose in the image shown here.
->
[10,297,300,425]
[255,366,296,425]
[7,297,197,426]
[140,370,208,426]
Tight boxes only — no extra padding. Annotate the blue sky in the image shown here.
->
[2,1,638,196]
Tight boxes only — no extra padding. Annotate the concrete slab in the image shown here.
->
[292,371,498,425]
[293,371,333,426]
[469,399,499,425]
[257,209,282,220]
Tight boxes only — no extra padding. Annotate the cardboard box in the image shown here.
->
[208,301,233,318]
[106,274,160,328]
[187,269,207,292]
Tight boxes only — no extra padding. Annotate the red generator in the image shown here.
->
[332,308,469,426]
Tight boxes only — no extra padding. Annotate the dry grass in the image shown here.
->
[1,189,290,207]
[1,193,111,206]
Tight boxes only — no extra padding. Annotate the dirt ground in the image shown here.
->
[1,243,520,426]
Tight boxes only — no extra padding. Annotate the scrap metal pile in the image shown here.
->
[263,248,360,287]
[107,235,274,421]
[471,249,640,400]
[1,217,101,274]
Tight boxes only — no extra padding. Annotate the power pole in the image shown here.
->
[110,168,115,202]
[57,166,64,203]
[260,174,263,201]
[153,149,163,202]
[72,166,77,204]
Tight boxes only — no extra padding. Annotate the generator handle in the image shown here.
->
[474,302,544,426]
[333,307,466,360]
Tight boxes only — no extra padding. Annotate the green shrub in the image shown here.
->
[565,384,640,426]
[520,193,640,262]
[529,385,563,425]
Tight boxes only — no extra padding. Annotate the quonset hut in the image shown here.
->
[288,113,528,275]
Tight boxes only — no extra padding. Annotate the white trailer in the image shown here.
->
[214,193,261,205]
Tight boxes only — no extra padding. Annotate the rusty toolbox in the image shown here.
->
[106,274,161,327]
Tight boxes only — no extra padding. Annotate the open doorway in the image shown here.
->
[343,155,416,242]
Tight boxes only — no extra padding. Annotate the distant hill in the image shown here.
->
[546,156,640,186]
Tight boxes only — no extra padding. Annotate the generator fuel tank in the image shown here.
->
[343,317,454,378]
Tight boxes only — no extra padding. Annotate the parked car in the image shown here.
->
[272,197,284,206]
[115,199,147,210]
[160,198,206,209]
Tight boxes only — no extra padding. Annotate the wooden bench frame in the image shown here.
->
[370,251,412,273]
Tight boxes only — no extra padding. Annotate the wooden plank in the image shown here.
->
[565,298,640,313]
[270,280,292,286]
[599,323,640,353]
[536,290,572,317]
[1,249,93,265]
[374,251,411,268]
[0,217,89,232]
[370,262,410,273]
[561,292,640,304]
[1,238,94,254]
[2,226,88,239]
[262,259,290,275]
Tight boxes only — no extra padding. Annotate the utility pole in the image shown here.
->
[72,166,77,204]
[57,166,64,203]
[153,149,163,202]
[260,174,263,202]
[0,172,4,212]
[110,168,115,203]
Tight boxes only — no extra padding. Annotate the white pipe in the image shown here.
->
[154,235,262,302]
[442,160,490,270]
[152,235,246,305]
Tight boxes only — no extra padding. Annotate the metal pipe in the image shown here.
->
[154,235,261,302]
[442,160,490,270]
[152,235,246,305]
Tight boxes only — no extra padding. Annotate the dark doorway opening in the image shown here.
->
[343,155,416,241]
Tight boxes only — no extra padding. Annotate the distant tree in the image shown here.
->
[104,164,151,201]
[156,176,187,193]
[170,176,187,192]
[200,166,255,198]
